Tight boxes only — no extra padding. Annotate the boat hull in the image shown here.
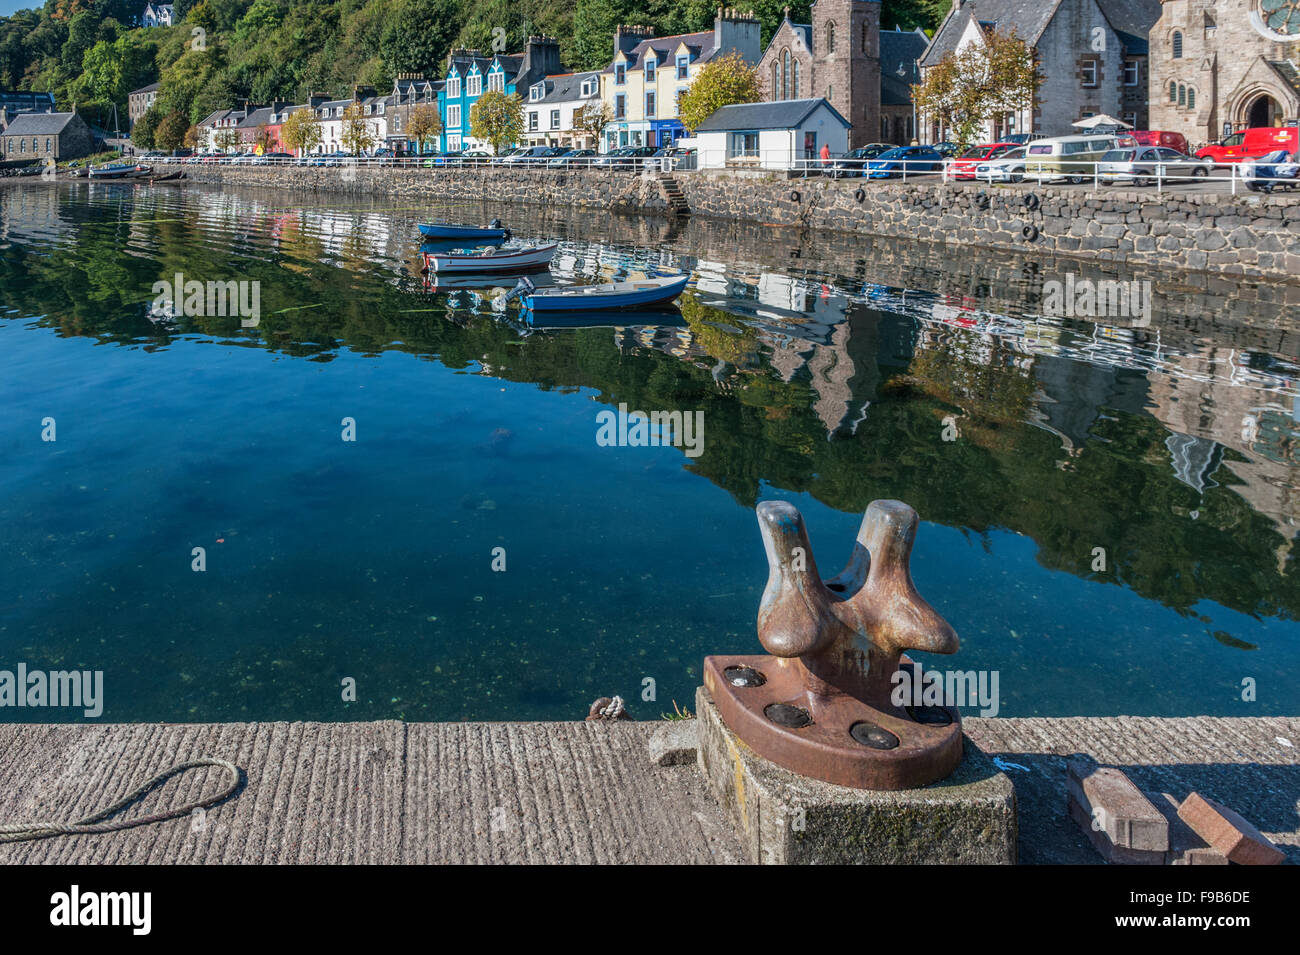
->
[426,243,557,274]
[523,275,690,312]
[418,223,508,240]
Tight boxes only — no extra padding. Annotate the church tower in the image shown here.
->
[810,0,882,147]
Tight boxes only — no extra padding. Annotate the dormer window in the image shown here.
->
[645,57,656,82]
[531,83,544,102]
[468,74,482,96]
[488,72,504,93]
[581,78,597,97]
[676,55,689,79]
[447,75,460,98]
[615,62,626,85]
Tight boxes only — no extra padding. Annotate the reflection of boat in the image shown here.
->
[519,274,691,312]
[417,219,510,240]
[526,307,687,329]
[424,242,557,274]
[148,170,187,183]
[426,272,557,292]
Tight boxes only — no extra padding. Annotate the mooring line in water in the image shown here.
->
[0,757,242,843]
[263,303,323,316]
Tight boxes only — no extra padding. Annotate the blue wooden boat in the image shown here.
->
[516,274,690,312]
[417,218,510,241]
[418,237,505,254]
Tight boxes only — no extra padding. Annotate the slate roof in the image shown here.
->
[0,111,79,136]
[236,107,275,129]
[880,28,928,106]
[130,82,160,96]
[694,98,851,132]
[920,0,1063,67]
[1268,60,1300,99]
[529,71,600,104]
[604,31,718,73]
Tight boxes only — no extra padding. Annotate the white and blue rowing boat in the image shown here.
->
[424,242,557,274]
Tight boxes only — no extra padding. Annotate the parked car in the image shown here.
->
[424,150,461,166]
[932,142,962,158]
[974,146,1029,183]
[829,144,892,178]
[548,148,596,167]
[1002,133,1046,146]
[865,146,944,178]
[491,148,531,164]
[1244,150,1299,193]
[1024,134,1119,183]
[501,146,565,164]
[1097,146,1209,184]
[459,150,492,165]
[594,146,657,168]
[253,151,295,165]
[643,145,695,170]
[1122,130,1190,155]
[948,142,1020,180]
[1196,126,1299,165]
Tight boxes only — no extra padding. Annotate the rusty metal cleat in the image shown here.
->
[703,499,964,790]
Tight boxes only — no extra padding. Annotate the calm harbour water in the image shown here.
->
[0,182,1297,722]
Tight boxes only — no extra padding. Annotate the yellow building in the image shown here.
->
[599,10,761,152]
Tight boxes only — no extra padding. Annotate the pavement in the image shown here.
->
[1,715,1296,864]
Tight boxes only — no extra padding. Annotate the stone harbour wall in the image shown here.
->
[129,165,1300,282]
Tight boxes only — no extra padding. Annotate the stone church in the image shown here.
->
[1148,0,1300,146]
[758,1,928,147]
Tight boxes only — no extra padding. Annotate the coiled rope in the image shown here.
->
[0,757,242,843]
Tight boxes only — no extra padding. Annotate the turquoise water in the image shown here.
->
[0,183,1297,721]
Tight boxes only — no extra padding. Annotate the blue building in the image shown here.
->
[438,36,563,153]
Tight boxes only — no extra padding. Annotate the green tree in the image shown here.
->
[677,50,762,132]
[469,89,524,155]
[574,98,612,147]
[132,104,160,150]
[380,0,460,76]
[572,0,630,72]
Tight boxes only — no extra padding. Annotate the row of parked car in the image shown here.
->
[819,126,1299,185]
[157,144,697,170]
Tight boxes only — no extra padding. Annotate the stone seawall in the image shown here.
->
[132,165,1300,282]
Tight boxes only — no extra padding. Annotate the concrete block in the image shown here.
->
[696,686,1016,865]
[1067,794,1165,864]
[1067,759,1168,851]
[1179,793,1285,865]
[648,719,698,767]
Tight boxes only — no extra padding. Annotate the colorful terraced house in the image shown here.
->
[438,36,563,154]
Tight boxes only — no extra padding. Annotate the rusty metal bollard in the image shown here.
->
[703,499,964,790]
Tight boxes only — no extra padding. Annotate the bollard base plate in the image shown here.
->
[696,686,1017,864]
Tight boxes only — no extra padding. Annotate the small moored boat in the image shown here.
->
[88,163,140,180]
[515,274,691,312]
[525,308,687,329]
[418,218,510,241]
[423,242,557,274]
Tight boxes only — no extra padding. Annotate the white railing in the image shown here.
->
[146,151,1299,194]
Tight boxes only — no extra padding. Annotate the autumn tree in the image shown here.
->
[280,107,322,156]
[912,30,1040,147]
[340,102,378,155]
[255,123,274,153]
[677,50,762,133]
[406,103,441,154]
[469,89,523,155]
[214,127,240,153]
[155,110,191,152]
[574,98,613,149]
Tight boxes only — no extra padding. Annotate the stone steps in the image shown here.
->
[657,173,690,217]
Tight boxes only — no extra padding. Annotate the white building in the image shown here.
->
[523,71,602,149]
[690,98,850,169]
[142,3,173,27]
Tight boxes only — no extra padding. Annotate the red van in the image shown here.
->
[1196,127,1299,165]
[1124,130,1189,154]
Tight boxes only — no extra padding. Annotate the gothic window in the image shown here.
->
[826,22,836,54]
[1178,83,1186,106]
[1187,87,1196,109]
[772,63,778,97]
[793,60,800,98]
[1172,31,1183,58]
[1169,81,1177,103]
[782,49,790,99]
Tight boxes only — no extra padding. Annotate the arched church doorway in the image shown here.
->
[1245,93,1281,128]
